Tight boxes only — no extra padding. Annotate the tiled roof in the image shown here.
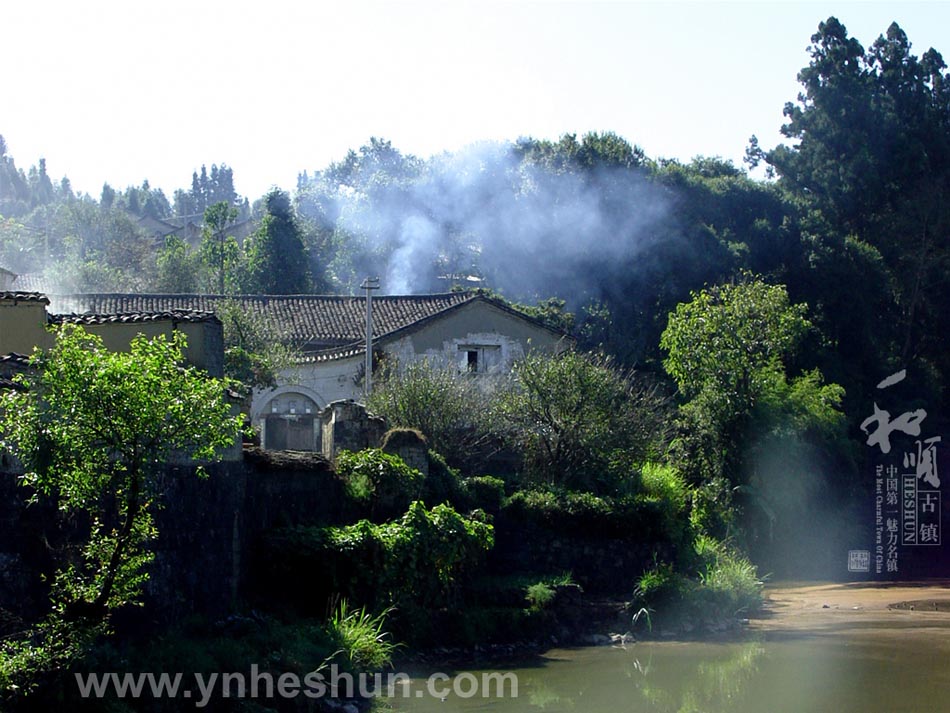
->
[0,353,31,391]
[49,309,221,326]
[0,292,50,304]
[53,293,479,350]
[0,377,22,391]
[0,353,31,370]
[11,274,51,292]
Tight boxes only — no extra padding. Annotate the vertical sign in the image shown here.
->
[856,369,942,576]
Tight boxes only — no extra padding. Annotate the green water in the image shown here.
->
[380,619,950,712]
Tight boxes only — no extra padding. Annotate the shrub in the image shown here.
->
[498,351,669,494]
[461,475,506,513]
[504,489,610,534]
[503,489,667,539]
[263,502,494,627]
[524,582,556,610]
[639,462,688,514]
[635,561,685,609]
[336,449,423,521]
[367,360,502,471]
[692,535,764,617]
[638,462,692,546]
[634,536,764,630]
[422,449,464,506]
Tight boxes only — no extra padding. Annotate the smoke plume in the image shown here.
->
[302,141,675,307]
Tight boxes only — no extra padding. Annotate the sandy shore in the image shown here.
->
[751,580,950,637]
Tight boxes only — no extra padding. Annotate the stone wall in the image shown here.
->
[319,400,386,458]
[490,518,673,595]
[0,447,340,628]
[381,428,430,478]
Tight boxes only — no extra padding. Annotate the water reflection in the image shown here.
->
[384,625,950,713]
[635,642,765,713]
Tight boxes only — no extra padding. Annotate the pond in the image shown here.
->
[379,585,950,713]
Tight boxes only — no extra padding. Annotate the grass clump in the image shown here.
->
[524,582,557,611]
[325,600,397,673]
[692,535,764,617]
[634,535,764,632]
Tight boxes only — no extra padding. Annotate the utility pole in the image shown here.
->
[361,277,380,398]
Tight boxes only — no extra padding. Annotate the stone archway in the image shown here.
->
[256,388,323,452]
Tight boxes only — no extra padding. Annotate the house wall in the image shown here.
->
[251,356,363,451]
[0,298,52,355]
[79,320,223,378]
[402,300,567,361]
[1,301,238,461]
[248,300,569,451]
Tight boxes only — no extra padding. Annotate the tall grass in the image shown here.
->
[634,535,764,629]
[693,535,764,617]
[325,600,397,672]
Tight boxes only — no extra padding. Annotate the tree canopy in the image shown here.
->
[0,325,244,688]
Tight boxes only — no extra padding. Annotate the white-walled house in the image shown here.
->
[56,292,571,452]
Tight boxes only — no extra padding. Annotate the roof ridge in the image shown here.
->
[50,309,220,325]
[42,291,566,349]
[0,292,50,304]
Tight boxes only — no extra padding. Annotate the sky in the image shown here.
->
[3,1,949,201]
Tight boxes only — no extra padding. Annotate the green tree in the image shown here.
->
[199,201,240,293]
[661,279,810,404]
[246,189,311,294]
[515,131,646,172]
[216,298,297,390]
[27,158,55,207]
[661,279,811,488]
[155,234,201,293]
[661,279,847,539]
[0,324,243,691]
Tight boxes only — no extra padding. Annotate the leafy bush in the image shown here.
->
[263,502,494,625]
[635,561,684,609]
[640,462,688,513]
[504,488,679,541]
[689,475,739,541]
[638,462,692,546]
[504,489,616,534]
[422,449,464,506]
[336,449,423,521]
[634,536,764,630]
[461,475,507,513]
[524,582,556,610]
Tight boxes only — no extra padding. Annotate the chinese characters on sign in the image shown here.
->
[861,370,941,575]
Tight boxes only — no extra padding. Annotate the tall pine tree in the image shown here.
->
[247,189,310,294]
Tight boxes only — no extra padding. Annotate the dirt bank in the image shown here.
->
[751,581,950,638]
